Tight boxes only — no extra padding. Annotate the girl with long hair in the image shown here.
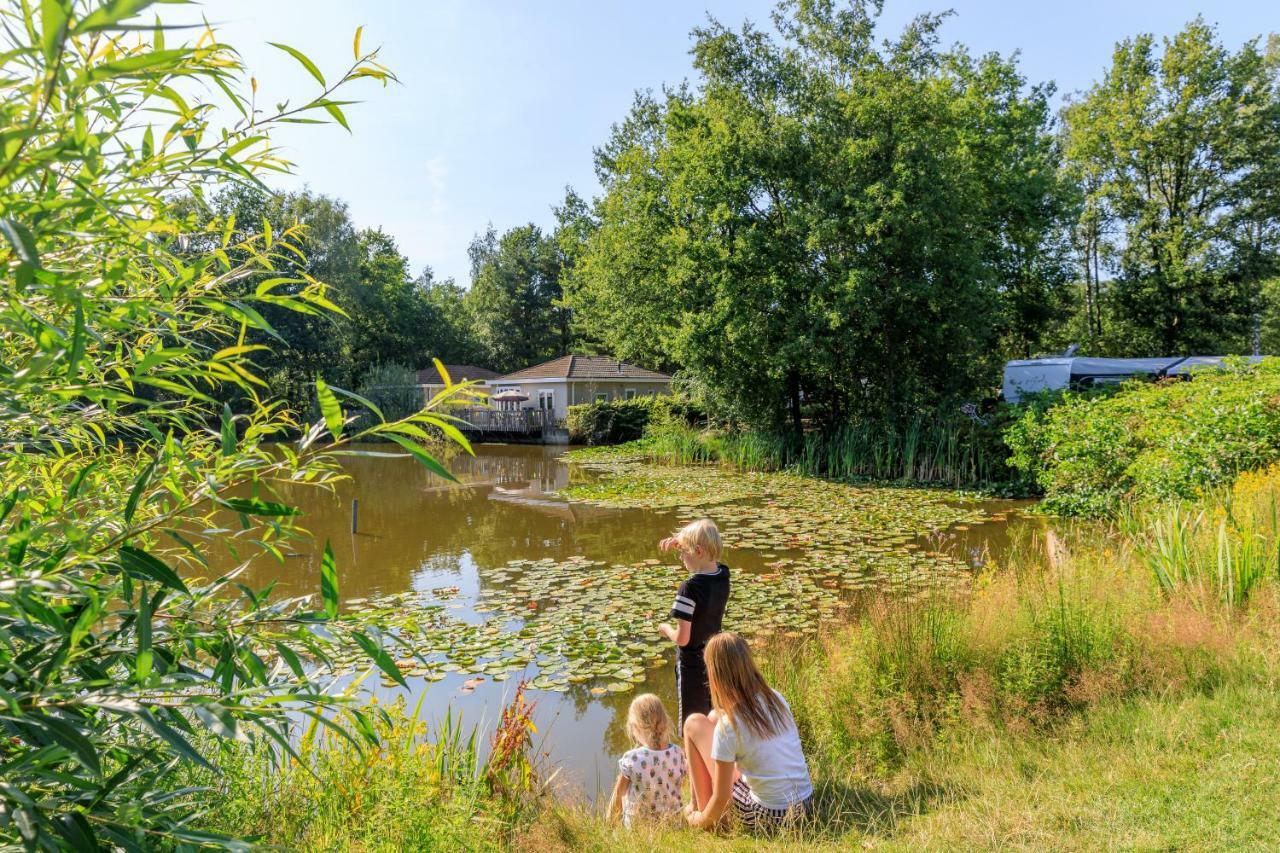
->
[683,632,813,832]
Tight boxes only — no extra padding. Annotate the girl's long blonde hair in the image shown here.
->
[705,632,790,740]
[627,693,675,750]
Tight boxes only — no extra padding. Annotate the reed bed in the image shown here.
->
[632,418,1009,487]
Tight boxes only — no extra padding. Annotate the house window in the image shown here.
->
[624,388,637,400]
[595,393,608,404]
[539,390,555,411]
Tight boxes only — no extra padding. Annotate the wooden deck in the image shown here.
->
[453,407,561,438]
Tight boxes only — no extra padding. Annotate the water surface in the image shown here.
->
[221,444,1033,795]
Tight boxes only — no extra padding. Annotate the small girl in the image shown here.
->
[606,693,688,828]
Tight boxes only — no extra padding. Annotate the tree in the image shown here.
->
[1061,19,1280,354]
[0,3,477,847]
[566,0,1069,432]
[465,223,572,372]
[346,228,439,381]
[417,267,485,365]
[191,185,361,411]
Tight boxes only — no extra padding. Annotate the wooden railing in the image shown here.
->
[453,407,557,435]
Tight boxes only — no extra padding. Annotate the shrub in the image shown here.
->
[1005,359,1280,515]
[566,396,704,445]
[357,363,425,425]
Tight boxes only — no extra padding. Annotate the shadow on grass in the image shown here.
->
[762,777,962,844]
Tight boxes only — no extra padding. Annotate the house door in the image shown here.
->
[538,390,555,414]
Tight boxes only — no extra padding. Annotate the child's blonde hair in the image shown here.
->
[673,518,722,562]
[626,693,675,751]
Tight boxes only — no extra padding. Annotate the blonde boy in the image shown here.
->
[657,519,730,727]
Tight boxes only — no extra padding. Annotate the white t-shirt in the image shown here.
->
[710,691,813,810]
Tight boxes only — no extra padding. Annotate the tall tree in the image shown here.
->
[465,223,572,372]
[567,0,1068,431]
[1061,19,1280,354]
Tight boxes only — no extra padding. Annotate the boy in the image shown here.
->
[657,518,730,727]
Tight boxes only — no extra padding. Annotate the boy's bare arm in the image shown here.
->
[658,620,691,646]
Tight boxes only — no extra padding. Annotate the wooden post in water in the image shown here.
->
[351,498,359,534]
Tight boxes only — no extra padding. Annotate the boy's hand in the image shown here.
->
[658,536,680,552]
[658,623,675,641]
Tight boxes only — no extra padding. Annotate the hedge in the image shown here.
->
[1004,358,1280,515]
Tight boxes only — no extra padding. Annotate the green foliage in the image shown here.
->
[1006,360,1280,515]
[564,396,701,445]
[196,687,542,850]
[357,363,426,426]
[184,188,483,412]
[465,223,573,373]
[1060,20,1280,355]
[0,3,483,847]
[565,1,1072,431]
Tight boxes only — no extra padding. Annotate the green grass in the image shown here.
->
[537,678,1280,850]
[194,464,1280,850]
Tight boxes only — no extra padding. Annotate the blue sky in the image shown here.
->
[201,0,1274,285]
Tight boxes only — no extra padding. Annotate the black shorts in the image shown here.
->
[676,655,711,727]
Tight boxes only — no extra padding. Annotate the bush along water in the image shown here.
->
[1006,358,1280,515]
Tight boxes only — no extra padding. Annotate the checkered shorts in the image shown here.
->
[730,779,812,832]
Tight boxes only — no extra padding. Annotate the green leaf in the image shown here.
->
[119,546,188,593]
[124,459,157,523]
[74,0,158,34]
[328,385,385,422]
[322,101,350,131]
[40,0,70,63]
[136,583,152,682]
[268,41,326,86]
[320,540,339,619]
[67,302,85,378]
[316,378,343,441]
[35,714,101,777]
[275,642,306,678]
[138,712,213,770]
[216,497,300,517]
[194,704,244,742]
[66,459,99,501]
[384,434,456,482]
[0,218,40,267]
[352,631,407,689]
[220,403,236,457]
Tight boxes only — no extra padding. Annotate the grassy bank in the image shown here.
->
[198,465,1280,849]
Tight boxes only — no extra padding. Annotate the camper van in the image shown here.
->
[1002,354,1264,403]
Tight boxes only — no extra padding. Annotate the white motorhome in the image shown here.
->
[1002,355,1264,403]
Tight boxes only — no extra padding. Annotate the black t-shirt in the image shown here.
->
[669,563,730,661]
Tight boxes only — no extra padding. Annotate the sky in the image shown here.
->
[196,0,1275,285]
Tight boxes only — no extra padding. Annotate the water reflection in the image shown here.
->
[208,444,1037,796]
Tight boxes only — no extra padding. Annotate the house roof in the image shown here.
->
[497,355,672,382]
[416,363,501,385]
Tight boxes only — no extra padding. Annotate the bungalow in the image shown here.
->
[415,363,501,403]
[489,355,672,420]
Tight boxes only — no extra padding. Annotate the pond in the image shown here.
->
[223,443,1037,797]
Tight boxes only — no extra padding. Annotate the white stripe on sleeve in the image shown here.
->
[672,595,695,615]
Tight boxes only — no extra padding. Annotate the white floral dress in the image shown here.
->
[618,743,687,827]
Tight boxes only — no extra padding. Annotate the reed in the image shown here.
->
[1123,465,1280,608]
[636,417,1007,487]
